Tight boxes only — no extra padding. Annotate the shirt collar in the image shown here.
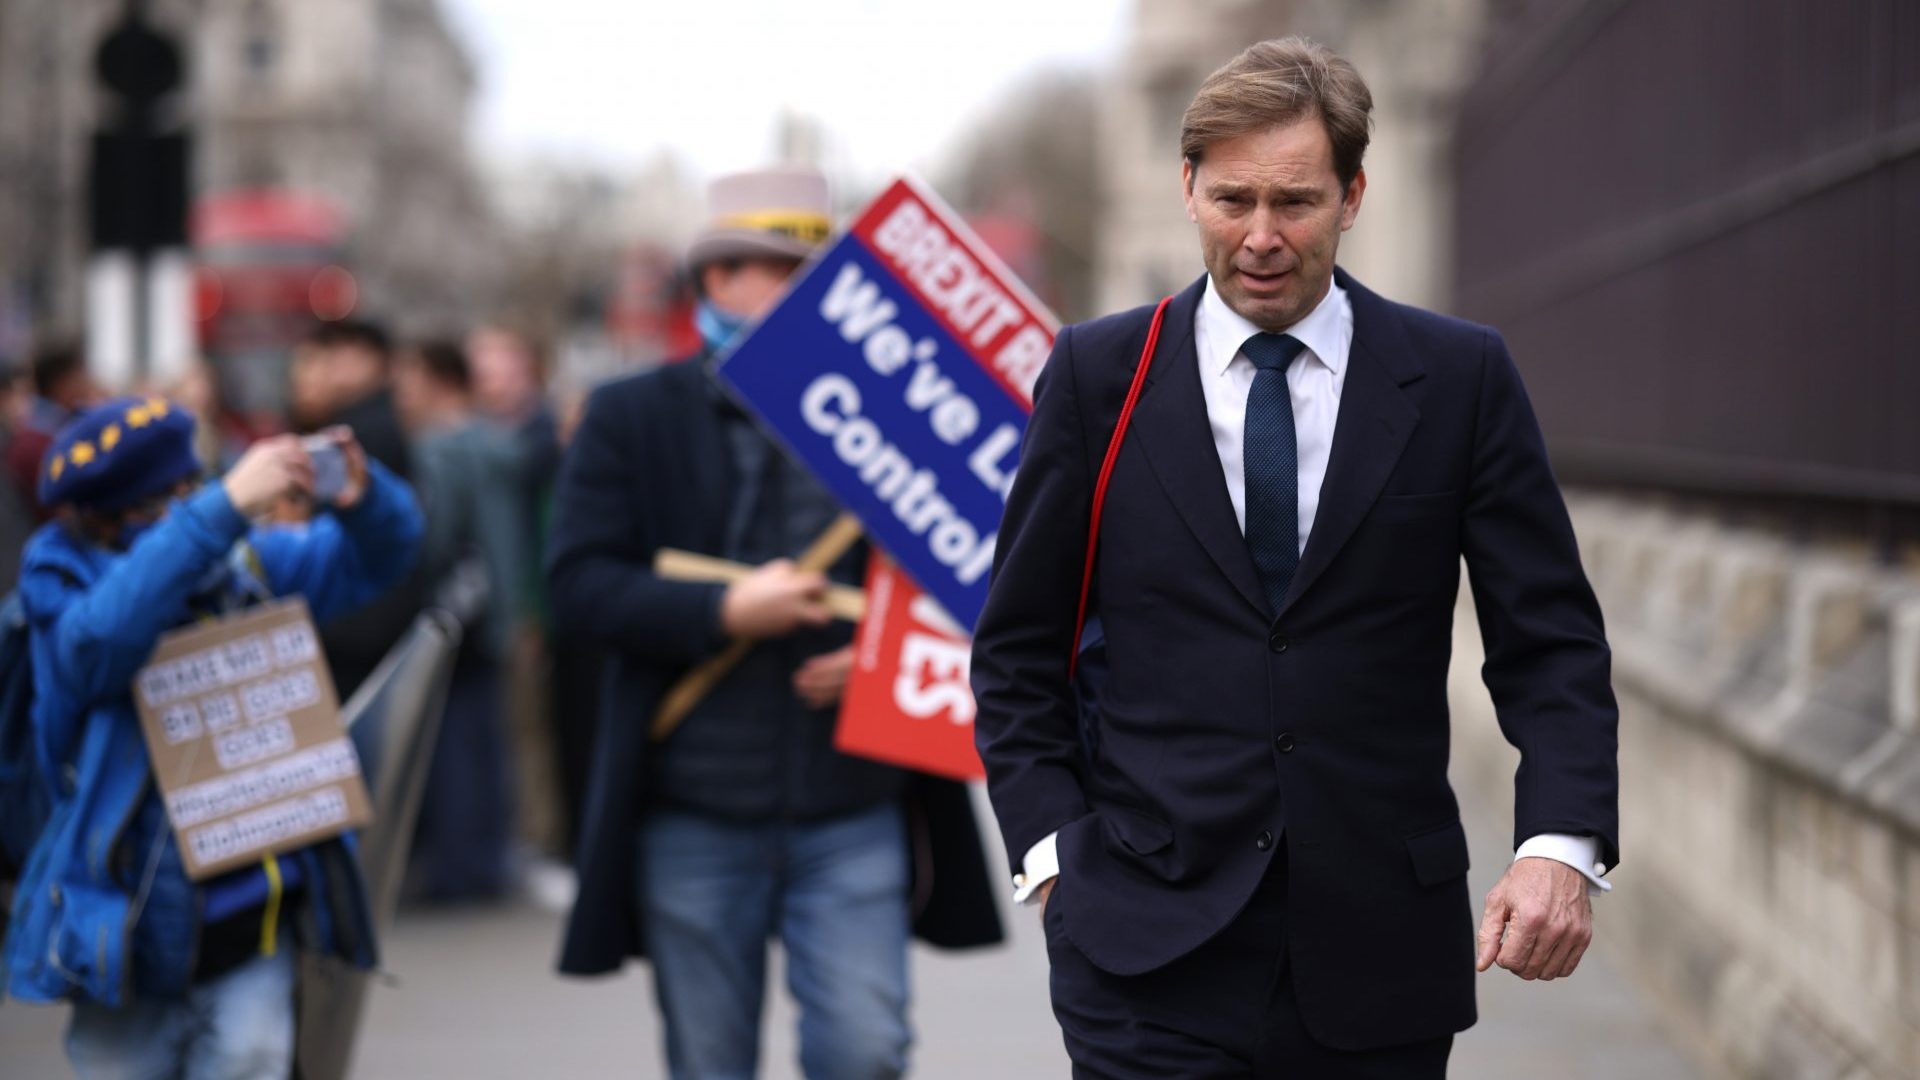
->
[1198,272,1351,378]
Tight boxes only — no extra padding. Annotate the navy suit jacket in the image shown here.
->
[971,269,1619,1051]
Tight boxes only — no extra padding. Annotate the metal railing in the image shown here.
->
[295,558,487,1080]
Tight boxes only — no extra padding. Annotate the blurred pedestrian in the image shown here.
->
[548,166,1001,1080]
[286,336,335,435]
[469,326,559,473]
[466,325,571,861]
[292,319,421,701]
[394,339,528,902]
[171,359,272,475]
[5,341,101,521]
[1,398,421,1078]
[293,320,410,477]
[972,38,1617,1076]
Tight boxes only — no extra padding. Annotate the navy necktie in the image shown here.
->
[1241,332,1307,614]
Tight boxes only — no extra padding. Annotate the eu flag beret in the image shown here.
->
[38,396,201,512]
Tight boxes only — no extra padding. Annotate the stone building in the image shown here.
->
[0,0,493,369]
[0,0,192,353]
[194,0,495,336]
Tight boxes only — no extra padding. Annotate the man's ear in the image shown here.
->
[1339,168,1367,231]
[1181,157,1199,223]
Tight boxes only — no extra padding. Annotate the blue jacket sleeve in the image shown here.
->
[37,484,250,708]
[251,459,425,625]
[545,379,728,667]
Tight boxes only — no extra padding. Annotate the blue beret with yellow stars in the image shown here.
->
[38,395,201,512]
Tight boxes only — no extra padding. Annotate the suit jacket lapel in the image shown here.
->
[1125,277,1272,619]
[1279,269,1424,616]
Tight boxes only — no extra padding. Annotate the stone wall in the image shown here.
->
[1448,493,1920,1078]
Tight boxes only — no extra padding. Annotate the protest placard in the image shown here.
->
[133,597,372,880]
[714,176,1056,780]
[714,175,1055,632]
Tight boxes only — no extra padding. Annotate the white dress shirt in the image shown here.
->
[1011,275,1611,904]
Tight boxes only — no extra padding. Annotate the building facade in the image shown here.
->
[0,0,493,375]
[195,0,495,337]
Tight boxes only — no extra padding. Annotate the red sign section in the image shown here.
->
[838,557,982,781]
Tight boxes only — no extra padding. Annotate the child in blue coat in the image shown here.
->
[3,395,422,1078]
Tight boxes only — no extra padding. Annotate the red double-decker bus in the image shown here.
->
[193,190,358,418]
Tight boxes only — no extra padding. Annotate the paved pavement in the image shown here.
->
[1,787,1702,1078]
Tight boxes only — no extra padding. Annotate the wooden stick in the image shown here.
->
[655,549,866,623]
[651,514,865,741]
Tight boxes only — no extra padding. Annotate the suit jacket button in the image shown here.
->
[1268,632,1290,653]
[1275,732,1295,753]
[1255,830,1274,851]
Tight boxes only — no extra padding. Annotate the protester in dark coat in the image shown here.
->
[548,166,1001,1080]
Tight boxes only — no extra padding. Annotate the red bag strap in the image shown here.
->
[1069,295,1173,678]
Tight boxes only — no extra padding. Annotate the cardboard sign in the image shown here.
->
[836,556,983,781]
[714,176,1056,632]
[134,597,372,880]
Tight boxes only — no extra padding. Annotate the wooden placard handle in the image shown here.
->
[650,514,865,741]
[655,549,866,623]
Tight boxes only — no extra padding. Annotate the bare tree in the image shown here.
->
[941,69,1105,323]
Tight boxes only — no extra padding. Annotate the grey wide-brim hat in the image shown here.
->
[686,165,833,272]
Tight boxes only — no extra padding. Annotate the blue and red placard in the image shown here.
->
[714,177,1055,632]
[716,177,1055,780]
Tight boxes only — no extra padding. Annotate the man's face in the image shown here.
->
[288,345,334,425]
[468,328,538,419]
[1182,117,1365,332]
[702,257,803,321]
[51,371,104,414]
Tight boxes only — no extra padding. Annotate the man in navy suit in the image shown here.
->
[972,37,1619,1076]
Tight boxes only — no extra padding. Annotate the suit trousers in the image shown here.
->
[1044,850,1454,1078]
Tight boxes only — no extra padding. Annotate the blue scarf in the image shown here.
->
[695,301,750,355]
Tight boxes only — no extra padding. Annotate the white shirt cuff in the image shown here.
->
[1514,832,1612,894]
[1012,832,1060,905]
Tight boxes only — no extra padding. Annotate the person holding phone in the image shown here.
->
[3,398,421,1078]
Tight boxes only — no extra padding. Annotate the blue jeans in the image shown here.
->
[65,949,296,1080]
[638,802,912,1080]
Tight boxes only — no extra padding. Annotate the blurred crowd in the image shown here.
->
[0,321,595,903]
[2,161,1010,1080]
